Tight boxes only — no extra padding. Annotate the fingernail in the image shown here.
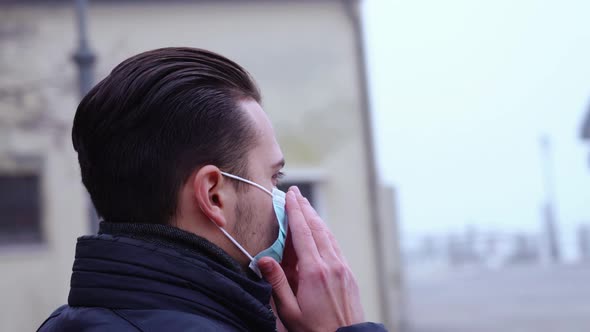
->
[287,191,295,200]
[293,186,301,195]
[259,259,273,274]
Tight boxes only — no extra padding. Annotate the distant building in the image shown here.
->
[582,105,590,166]
[578,225,590,261]
[0,1,402,331]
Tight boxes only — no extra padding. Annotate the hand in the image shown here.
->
[259,187,365,332]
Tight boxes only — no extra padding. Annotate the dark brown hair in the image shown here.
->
[72,47,261,224]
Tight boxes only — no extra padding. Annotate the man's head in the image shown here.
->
[72,47,285,267]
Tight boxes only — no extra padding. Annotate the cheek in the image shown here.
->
[248,191,274,227]
[260,197,275,226]
[248,195,276,249]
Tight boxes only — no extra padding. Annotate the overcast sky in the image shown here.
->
[362,0,590,258]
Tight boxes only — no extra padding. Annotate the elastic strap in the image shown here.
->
[220,172,272,196]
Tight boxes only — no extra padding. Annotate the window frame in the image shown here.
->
[0,154,45,248]
[277,168,327,221]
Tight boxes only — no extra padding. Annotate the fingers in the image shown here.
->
[259,258,300,321]
[293,188,339,262]
[280,231,300,293]
[285,189,321,266]
[280,228,298,270]
[272,187,366,331]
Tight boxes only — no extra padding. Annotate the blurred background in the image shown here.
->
[364,1,590,331]
[0,0,589,331]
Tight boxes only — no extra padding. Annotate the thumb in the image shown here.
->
[259,258,300,319]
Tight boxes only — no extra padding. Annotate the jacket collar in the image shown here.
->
[98,221,245,274]
[68,223,276,331]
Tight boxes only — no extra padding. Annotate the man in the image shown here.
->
[39,47,386,331]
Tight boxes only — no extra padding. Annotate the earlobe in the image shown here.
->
[193,165,227,228]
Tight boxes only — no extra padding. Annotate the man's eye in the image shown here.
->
[273,171,285,182]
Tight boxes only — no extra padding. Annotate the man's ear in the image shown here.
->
[193,165,228,228]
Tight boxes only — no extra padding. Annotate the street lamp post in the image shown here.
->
[72,0,98,232]
[540,136,560,263]
[73,0,96,97]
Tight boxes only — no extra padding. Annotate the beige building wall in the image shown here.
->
[1,5,89,331]
[0,2,400,331]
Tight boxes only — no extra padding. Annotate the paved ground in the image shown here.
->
[403,263,590,332]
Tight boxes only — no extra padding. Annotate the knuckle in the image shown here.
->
[308,263,330,284]
[299,226,313,239]
[268,270,289,290]
[286,200,300,213]
[272,275,288,290]
[318,267,330,284]
[330,262,348,280]
[310,215,323,225]
[299,195,311,205]
[308,218,324,232]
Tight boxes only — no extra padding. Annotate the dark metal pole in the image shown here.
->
[73,0,96,97]
[343,1,395,330]
[540,136,560,263]
[72,0,98,232]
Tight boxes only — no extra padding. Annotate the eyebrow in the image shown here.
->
[272,158,285,170]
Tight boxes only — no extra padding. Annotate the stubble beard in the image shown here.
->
[233,196,277,256]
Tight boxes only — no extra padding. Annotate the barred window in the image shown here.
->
[0,174,42,244]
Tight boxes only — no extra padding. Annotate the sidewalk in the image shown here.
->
[404,263,590,332]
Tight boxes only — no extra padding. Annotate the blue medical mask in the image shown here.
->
[216,172,288,278]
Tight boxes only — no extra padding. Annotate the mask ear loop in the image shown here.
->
[216,225,254,261]
[220,172,273,197]
[215,171,272,263]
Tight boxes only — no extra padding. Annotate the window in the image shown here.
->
[278,181,316,206]
[277,169,325,218]
[0,174,42,244]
